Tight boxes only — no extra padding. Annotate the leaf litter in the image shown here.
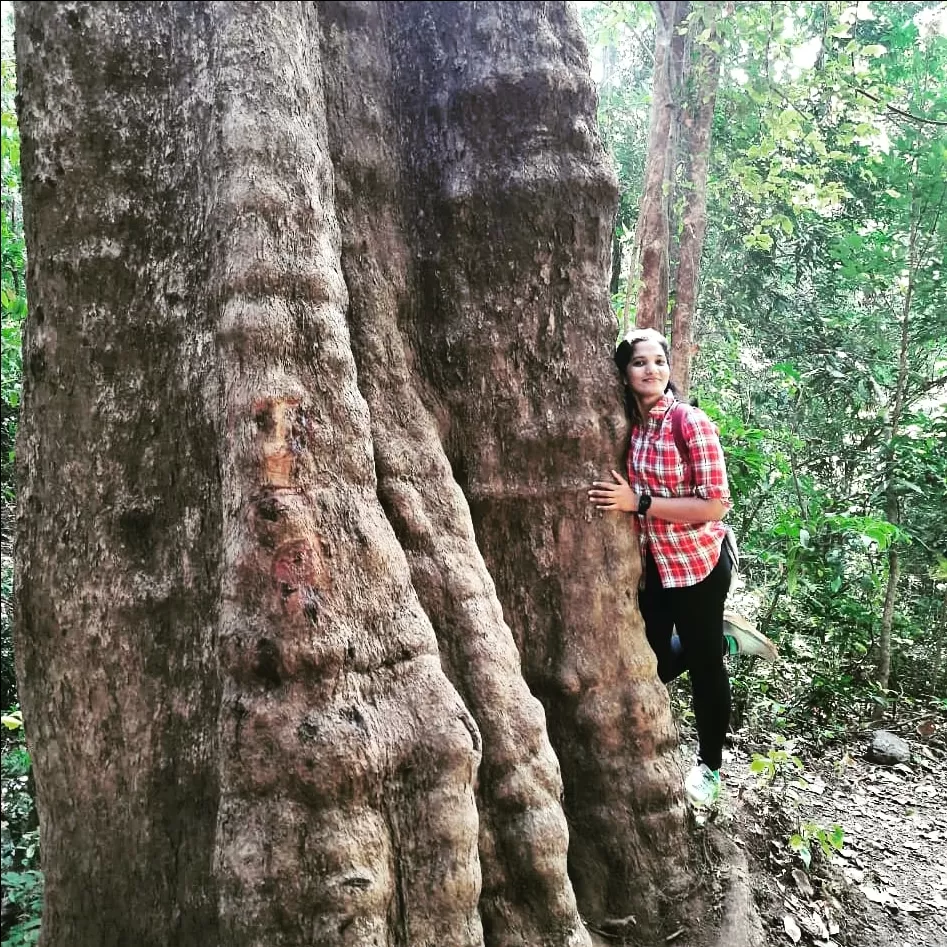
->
[710,724,947,946]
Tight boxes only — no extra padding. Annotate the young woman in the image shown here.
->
[588,328,774,807]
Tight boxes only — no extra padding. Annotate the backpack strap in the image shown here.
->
[671,401,740,579]
[669,401,694,482]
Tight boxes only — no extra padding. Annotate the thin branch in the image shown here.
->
[855,87,947,127]
[907,374,947,399]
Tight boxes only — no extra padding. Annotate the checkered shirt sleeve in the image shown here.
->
[679,405,732,505]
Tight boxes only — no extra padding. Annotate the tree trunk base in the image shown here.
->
[704,827,767,947]
[585,824,764,947]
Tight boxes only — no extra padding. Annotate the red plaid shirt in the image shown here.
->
[627,393,732,588]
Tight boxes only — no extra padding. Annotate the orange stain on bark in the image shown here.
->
[253,397,301,488]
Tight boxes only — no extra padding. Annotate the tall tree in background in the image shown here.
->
[13,3,755,945]
[668,4,725,397]
[621,1,724,398]
[621,1,682,335]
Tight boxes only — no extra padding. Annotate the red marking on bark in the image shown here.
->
[271,538,330,617]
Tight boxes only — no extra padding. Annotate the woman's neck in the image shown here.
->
[635,392,665,418]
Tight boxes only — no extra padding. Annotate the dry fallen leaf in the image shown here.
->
[843,866,865,884]
[791,868,815,899]
[861,885,893,905]
[799,910,830,940]
[783,914,802,944]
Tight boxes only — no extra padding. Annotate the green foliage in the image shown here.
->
[749,739,804,786]
[0,552,14,716]
[581,0,947,731]
[1,875,43,947]
[1,7,23,719]
[0,35,28,914]
[1,27,24,506]
[789,821,845,871]
[746,735,845,871]
[2,707,43,947]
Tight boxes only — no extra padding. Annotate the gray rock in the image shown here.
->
[866,729,910,766]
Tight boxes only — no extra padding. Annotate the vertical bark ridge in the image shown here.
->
[395,0,698,931]
[317,7,592,943]
[203,5,484,945]
[14,4,223,944]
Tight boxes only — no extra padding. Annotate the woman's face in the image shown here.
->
[625,339,670,403]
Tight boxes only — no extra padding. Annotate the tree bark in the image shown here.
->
[620,0,684,335]
[14,3,709,945]
[876,199,917,695]
[669,5,723,398]
[619,1,723,399]
[665,2,692,306]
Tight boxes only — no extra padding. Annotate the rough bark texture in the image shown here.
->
[392,3,694,926]
[620,0,682,335]
[317,5,590,943]
[15,6,226,943]
[669,5,723,398]
[14,3,712,946]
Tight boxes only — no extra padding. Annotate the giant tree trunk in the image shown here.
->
[13,3,737,945]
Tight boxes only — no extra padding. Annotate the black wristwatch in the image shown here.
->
[636,494,652,516]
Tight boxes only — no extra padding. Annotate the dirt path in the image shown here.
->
[717,729,947,947]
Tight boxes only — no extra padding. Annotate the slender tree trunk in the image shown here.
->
[669,5,723,398]
[876,507,900,694]
[665,3,692,305]
[875,198,918,695]
[13,3,748,945]
[621,0,684,334]
[620,1,723,400]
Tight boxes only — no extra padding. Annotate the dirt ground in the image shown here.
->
[707,724,947,947]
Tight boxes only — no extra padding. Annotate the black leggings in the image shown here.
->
[638,547,731,771]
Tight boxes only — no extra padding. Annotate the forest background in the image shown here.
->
[1,2,945,944]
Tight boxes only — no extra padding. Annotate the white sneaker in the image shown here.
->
[685,763,721,808]
[723,610,778,661]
